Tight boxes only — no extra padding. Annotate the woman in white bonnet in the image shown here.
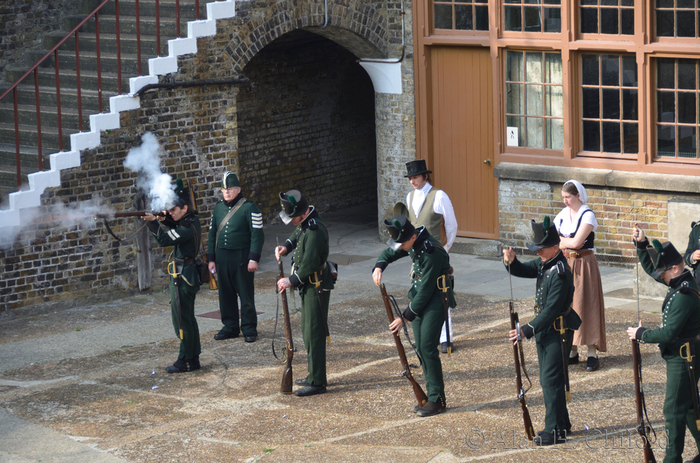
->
[554,180,607,371]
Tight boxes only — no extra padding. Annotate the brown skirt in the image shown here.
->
[565,251,607,352]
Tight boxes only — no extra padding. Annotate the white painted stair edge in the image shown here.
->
[0,0,239,228]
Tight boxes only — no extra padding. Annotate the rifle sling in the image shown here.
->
[214,197,246,252]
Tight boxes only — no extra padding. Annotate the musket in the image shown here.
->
[95,211,164,219]
[95,211,166,242]
[632,340,657,463]
[632,233,657,462]
[508,262,535,441]
[278,254,294,394]
[187,181,218,290]
[380,284,428,408]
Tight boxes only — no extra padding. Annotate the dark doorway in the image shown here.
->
[237,30,377,222]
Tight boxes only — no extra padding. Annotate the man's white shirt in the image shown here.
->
[406,182,458,253]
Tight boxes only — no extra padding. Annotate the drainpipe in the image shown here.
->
[135,77,250,96]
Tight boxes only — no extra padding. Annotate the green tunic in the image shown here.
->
[148,213,202,360]
[508,251,580,434]
[207,195,264,337]
[636,239,700,463]
[374,228,455,405]
[281,207,334,386]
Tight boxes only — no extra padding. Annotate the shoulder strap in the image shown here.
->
[215,198,247,252]
[574,208,594,232]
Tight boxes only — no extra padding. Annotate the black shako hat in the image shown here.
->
[647,239,684,279]
[384,215,416,250]
[527,216,560,251]
[404,160,432,178]
[279,189,309,225]
[222,172,240,189]
[172,178,191,208]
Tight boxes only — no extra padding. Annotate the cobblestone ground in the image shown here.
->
[0,274,694,463]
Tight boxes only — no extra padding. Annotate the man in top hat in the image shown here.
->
[372,215,456,417]
[627,225,700,463]
[399,159,458,354]
[207,172,264,343]
[504,216,580,445]
[143,179,203,373]
[684,220,700,286]
[275,190,334,397]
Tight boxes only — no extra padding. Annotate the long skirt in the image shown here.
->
[566,252,607,352]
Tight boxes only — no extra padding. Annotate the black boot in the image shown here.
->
[165,356,200,373]
[416,398,446,417]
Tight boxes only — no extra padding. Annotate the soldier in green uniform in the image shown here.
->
[504,216,580,445]
[627,225,700,463]
[372,215,455,417]
[275,190,334,397]
[684,220,700,286]
[143,179,202,373]
[207,172,264,343]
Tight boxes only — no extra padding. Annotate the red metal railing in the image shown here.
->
[0,0,202,190]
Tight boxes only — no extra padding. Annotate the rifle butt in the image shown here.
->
[522,406,535,441]
[410,378,428,407]
[281,365,293,394]
[209,272,219,290]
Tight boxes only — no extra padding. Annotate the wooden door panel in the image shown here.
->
[428,46,497,239]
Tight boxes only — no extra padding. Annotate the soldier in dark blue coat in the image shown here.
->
[505,216,581,445]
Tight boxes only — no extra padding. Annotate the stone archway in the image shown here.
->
[235,30,377,221]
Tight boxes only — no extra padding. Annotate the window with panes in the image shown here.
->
[425,0,700,166]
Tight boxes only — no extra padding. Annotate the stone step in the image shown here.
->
[3,68,130,94]
[44,31,165,58]
[0,144,49,171]
[98,0,207,19]
[25,49,145,76]
[0,102,92,130]
[450,237,503,259]
[0,123,73,152]
[0,83,117,110]
[66,14,181,37]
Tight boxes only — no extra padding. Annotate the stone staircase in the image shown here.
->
[0,0,236,226]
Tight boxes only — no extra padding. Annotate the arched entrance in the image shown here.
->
[236,30,378,222]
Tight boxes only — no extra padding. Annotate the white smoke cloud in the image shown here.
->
[0,197,110,250]
[124,132,176,212]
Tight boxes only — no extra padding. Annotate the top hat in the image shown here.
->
[647,239,683,279]
[384,215,416,250]
[279,189,309,225]
[527,216,560,251]
[222,172,240,189]
[404,160,432,178]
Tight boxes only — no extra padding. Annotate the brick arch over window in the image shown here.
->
[224,0,389,74]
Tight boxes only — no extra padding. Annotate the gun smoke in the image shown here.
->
[124,132,176,212]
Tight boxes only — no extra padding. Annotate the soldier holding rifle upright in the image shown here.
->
[372,215,455,417]
[504,216,580,446]
[627,225,700,463]
[275,190,334,397]
[143,179,202,374]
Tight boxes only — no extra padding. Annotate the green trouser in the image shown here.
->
[662,353,700,463]
[537,327,573,434]
[170,276,201,360]
[412,294,445,404]
[217,248,257,337]
[300,285,331,386]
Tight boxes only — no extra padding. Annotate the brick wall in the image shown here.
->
[499,179,670,265]
[0,0,400,313]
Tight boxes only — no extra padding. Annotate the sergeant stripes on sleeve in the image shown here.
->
[252,212,263,229]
